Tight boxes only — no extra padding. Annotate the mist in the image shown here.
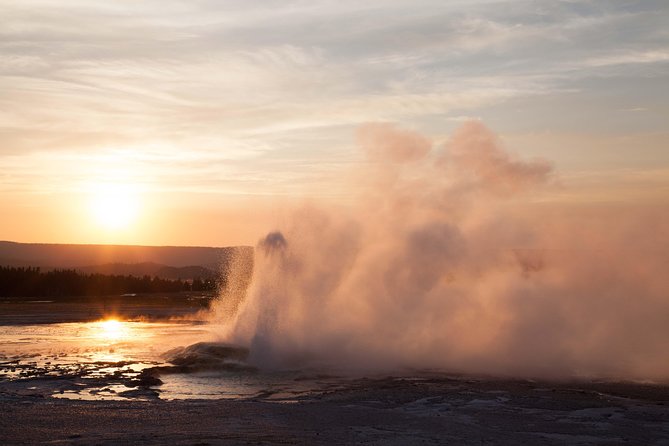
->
[211,121,669,381]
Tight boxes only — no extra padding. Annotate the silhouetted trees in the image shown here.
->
[0,266,218,297]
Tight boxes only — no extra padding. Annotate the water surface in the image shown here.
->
[0,300,343,401]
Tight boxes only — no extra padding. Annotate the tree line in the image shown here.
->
[0,266,217,297]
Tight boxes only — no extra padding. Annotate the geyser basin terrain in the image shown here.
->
[2,373,669,445]
[2,121,668,443]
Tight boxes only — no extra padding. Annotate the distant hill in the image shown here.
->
[0,241,253,280]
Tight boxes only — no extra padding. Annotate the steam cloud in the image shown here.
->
[212,121,669,381]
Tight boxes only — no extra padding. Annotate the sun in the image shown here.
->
[89,183,140,230]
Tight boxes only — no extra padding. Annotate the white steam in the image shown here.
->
[212,121,669,380]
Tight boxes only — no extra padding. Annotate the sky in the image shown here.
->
[1,0,667,246]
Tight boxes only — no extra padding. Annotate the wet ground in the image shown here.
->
[0,298,346,402]
[1,297,668,444]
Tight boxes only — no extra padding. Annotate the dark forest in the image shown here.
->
[0,266,217,297]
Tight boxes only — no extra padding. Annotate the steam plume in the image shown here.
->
[212,121,669,380]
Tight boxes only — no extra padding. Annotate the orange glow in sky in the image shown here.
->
[0,1,667,247]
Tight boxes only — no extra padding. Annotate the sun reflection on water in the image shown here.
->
[0,318,237,400]
[95,318,129,341]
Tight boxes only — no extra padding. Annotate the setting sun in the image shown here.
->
[90,183,140,230]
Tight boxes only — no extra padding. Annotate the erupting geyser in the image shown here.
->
[211,121,669,381]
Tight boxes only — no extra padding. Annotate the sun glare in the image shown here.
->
[89,183,140,230]
[98,319,127,341]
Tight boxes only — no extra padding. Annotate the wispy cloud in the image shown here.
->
[584,49,669,67]
[0,0,667,198]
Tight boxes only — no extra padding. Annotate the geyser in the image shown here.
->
[212,121,669,381]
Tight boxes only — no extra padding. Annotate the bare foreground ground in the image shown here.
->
[2,374,669,445]
[1,297,669,445]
